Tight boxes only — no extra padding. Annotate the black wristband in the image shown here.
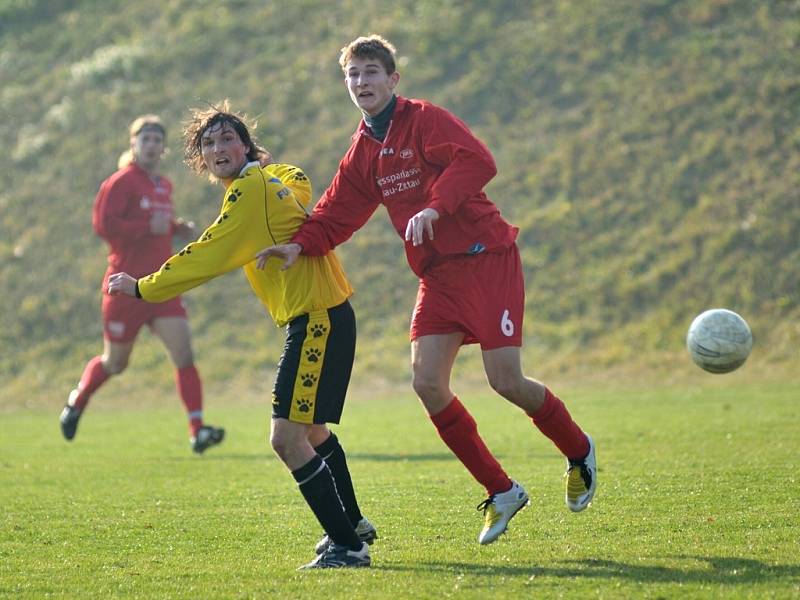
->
[134,281,142,299]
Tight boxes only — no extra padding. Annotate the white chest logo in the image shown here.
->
[140,196,151,210]
[400,148,414,159]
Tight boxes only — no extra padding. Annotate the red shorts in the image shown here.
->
[102,292,187,343]
[410,244,524,350]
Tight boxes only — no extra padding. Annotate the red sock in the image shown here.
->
[430,396,512,495]
[70,356,110,411]
[176,365,203,436]
[530,388,589,460]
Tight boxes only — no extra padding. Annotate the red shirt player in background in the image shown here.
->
[59,115,224,454]
[257,35,598,545]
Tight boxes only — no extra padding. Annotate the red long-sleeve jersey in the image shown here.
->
[291,96,518,277]
[92,163,176,282]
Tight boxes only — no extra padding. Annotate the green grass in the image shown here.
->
[1,381,799,599]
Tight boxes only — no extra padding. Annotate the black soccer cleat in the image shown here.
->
[315,517,377,555]
[191,425,225,454]
[59,395,82,441]
[299,541,370,570]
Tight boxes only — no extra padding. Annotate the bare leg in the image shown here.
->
[412,333,512,495]
[410,332,463,415]
[481,346,545,413]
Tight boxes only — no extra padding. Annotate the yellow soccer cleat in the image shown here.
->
[565,433,597,512]
[477,480,530,545]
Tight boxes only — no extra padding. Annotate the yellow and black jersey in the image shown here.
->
[138,162,353,326]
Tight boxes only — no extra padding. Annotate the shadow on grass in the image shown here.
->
[377,556,800,584]
[347,452,455,462]
[167,453,273,461]
[166,452,456,462]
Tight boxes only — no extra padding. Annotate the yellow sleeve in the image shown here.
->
[266,163,313,210]
[138,173,274,303]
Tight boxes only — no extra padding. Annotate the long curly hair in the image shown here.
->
[183,100,269,181]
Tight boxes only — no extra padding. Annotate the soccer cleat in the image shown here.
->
[190,425,225,454]
[315,517,377,555]
[477,480,530,545]
[565,433,597,512]
[59,391,82,441]
[299,541,370,569]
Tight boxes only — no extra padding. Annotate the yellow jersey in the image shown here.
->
[138,162,353,326]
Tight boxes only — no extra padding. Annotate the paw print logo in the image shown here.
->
[200,232,213,242]
[226,189,242,204]
[310,324,327,338]
[300,373,318,388]
[295,398,312,413]
[216,213,229,225]
[305,348,321,363]
[293,170,308,181]
[178,244,193,256]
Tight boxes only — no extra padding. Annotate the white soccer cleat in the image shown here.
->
[477,480,530,545]
[565,433,597,512]
[315,517,377,555]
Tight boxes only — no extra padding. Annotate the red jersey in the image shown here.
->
[92,163,176,282]
[292,96,518,277]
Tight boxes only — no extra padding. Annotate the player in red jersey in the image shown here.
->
[257,35,597,544]
[59,115,224,454]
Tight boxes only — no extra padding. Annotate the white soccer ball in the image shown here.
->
[686,308,752,374]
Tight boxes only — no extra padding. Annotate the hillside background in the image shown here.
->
[1,0,798,407]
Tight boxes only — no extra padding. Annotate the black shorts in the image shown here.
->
[272,300,356,424]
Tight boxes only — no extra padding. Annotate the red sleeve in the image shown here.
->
[92,176,150,241]
[291,148,380,256]
[421,105,497,216]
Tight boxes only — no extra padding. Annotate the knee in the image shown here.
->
[270,428,303,464]
[307,425,331,449]
[411,371,446,402]
[487,373,524,401]
[171,348,195,370]
[269,430,290,461]
[101,357,127,375]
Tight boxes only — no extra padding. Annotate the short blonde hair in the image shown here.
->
[339,34,397,74]
[128,114,166,139]
[118,114,166,169]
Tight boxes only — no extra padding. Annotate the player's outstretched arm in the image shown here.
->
[255,242,302,271]
[107,272,138,297]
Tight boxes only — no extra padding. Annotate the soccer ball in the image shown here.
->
[686,309,752,374]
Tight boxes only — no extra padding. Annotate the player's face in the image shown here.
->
[132,127,164,172]
[344,56,399,117]
[201,123,250,183]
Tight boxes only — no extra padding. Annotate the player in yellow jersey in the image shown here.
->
[107,101,374,569]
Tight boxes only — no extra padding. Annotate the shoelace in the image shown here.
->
[476,494,497,513]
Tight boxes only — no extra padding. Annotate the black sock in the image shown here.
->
[314,432,363,526]
[292,454,361,550]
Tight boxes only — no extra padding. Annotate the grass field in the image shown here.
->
[1,379,798,599]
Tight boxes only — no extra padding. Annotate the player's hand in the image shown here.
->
[404,208,439,246]
[107,272,138,297]
[174,217,197,240]
[255,243,302,271]
[150,210,171,235]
